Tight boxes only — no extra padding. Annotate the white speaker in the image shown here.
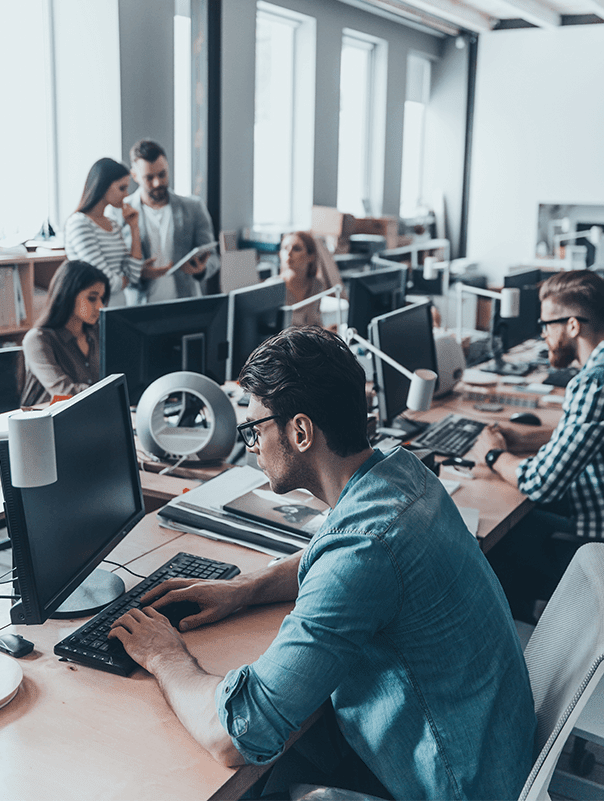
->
[433,332,466,398]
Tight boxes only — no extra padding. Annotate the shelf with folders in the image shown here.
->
[0,259,34,338]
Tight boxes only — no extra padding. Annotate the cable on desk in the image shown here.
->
[0,566,16,583]
[159,455,188,475]
[101,559,146,580]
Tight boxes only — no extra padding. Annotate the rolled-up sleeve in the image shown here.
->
[516,372,604,503]
[215,532,400,764]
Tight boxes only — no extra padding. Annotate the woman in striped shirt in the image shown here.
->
[65,158,164,306]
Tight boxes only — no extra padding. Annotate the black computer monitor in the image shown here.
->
[100,295,229,404]
[0,374,145,625]
[226,280,286,381]
[369,300,438,426]
[346,265,407,338]
[0,346,22,413]
[481,268,541,376]
[502,268,542,348]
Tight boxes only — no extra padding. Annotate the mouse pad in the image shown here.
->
[0,652,23,710]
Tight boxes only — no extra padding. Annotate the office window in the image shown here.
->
[0,1,51,241]
[337,30,387,219]
[174,0,192,197]
[400,54,431,218]
[253,2,315,230]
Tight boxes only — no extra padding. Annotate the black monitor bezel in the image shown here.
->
[346,265,407,338]
[500,268,542,350]
[369,300,438,426]
[100,295,229,405]
[226,280,287,381]
[0,374,145,625]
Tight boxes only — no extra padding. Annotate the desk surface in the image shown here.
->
[0,517,294,801]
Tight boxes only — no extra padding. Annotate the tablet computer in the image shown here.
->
[166,241,218,276]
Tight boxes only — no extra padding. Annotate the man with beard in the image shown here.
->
[110,139,219,303]
[109,326,535,801]
[474,270,604,621]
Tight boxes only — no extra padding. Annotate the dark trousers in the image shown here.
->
[487,498,581,624]
[243,704,393,800]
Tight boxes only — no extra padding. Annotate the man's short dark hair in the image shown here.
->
[239,326,369,457]
[540,270,604,332]
[130,139,166,165]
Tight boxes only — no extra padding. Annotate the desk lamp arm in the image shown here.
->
[283,284,344,328]
[455,283,520,344]
[345,328,437,412]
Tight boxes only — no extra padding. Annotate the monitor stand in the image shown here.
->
[50,568,125,619]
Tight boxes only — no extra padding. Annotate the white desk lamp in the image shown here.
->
[455,283,520,345]
[554,225,602,269]
[422,256,451,328]
[345,327,437,412]
[283,283,346,329]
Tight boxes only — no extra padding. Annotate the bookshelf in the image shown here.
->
[0,253,65,343]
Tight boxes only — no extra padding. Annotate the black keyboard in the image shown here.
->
[411,413,486,457]
[54,552,240,676]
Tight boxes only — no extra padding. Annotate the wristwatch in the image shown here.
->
[485,448,505,471]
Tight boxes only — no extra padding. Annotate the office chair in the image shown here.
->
[519,542,604,801]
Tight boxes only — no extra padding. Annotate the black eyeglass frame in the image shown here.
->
[538,316,589,333]
[237,415,280,447]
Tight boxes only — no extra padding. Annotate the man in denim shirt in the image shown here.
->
[110,327,536,800]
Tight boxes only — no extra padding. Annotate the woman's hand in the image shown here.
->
[122,202,139,229]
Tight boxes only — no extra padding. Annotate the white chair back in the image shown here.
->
[519,542,604,801]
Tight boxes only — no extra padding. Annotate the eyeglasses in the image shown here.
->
[237,415,279,447]
[538,316,589,333]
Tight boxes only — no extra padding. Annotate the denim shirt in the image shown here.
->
[216,448,536,800]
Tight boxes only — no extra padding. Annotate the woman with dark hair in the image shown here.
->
[64,157,149,306]
[279,231,325,326]
[21,260,110,406]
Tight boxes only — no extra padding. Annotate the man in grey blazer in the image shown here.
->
[111,139,219,304]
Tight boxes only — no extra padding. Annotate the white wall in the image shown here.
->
[467,25,604,284]
[54,0,122,224]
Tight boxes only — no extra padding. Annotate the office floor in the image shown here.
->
[0,536,602,801]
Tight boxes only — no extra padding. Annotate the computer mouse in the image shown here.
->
[158,600,200,629]
[509,412,542,426]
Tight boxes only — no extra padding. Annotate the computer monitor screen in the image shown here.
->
[227,280,286,381]
[100,295,229,405]
[501,268,542,349]
[0,374,145,625]
[346,265,407,338]
[0,346,22,413]
[369,300,438,426]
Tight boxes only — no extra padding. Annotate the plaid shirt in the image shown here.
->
[516,340,604,538]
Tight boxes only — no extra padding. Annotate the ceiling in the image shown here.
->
[339,0,604,36]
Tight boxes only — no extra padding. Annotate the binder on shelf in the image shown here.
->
[157,465,330,555]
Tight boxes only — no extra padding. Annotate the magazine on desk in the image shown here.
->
[157,465,330,555]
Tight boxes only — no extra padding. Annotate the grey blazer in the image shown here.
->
[110,188,220,303]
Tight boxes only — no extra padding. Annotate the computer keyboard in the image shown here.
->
[411,413,486,457]
[54,552,240,676]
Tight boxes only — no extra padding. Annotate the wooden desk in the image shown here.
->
[417,384,564,552]
[0,515,298,801]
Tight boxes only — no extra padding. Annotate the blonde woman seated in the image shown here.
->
[279,231,325,327]
[21,260,110,406]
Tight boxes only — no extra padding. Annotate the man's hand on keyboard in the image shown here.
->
[141,578,247,631]
[108,607,192,673]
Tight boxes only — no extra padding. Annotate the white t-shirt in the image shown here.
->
[141,203,177,302]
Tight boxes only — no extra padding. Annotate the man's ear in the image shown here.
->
[291,413,313,452]
[568,316,582,338]
[130,167,140,186]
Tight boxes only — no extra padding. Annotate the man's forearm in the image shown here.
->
[236,550,302,607]
[149,649,245,767]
